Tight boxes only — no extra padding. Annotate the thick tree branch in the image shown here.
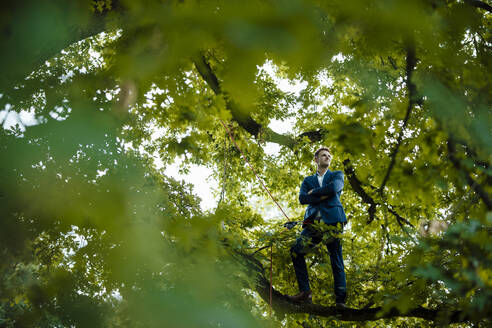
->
[193,54,326,149]
[447,139,492,210]
[193,54,264,138]
[237,250,476,323]
[192,54,222,94]
[464,0,492,13]
[379,45,417,193]
[297,129,327,143]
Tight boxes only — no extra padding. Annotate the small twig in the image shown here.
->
[252,245,271,255]
[387,56,398,70]
[218,136,228,205]
[387,206,414,228]
[476,31,492,50]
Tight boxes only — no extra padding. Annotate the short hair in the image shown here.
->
[314,147,331,158]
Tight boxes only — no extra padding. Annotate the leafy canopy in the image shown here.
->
[1,0,491,327]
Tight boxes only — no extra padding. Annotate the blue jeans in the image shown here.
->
[290,223,347,303]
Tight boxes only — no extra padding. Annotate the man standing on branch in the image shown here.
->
[287,147,348,308]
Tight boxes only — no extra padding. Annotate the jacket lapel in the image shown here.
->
[321,169,332,186]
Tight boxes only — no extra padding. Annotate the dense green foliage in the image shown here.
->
[1,0,491,327]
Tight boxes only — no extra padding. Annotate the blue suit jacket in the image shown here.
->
[299,170,347,225]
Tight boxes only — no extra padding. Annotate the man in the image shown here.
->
[287,147,348,308]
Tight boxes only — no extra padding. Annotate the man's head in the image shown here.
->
[314,147,332,169]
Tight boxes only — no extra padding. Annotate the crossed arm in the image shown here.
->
[298,171,344,205]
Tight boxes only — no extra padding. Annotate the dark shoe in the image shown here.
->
[335,302,347,309]
[286,291,312,303]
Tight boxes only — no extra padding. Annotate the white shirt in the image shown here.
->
[317,171,325,187]
[315,171,325,218]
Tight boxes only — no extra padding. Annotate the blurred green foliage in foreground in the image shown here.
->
[1,0,491,327]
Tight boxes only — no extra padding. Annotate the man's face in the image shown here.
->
[315,150,332,168]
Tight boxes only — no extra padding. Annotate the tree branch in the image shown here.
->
[454,138,491,172]
[237,250,477,323]
[193,54,327,149]
[388,206,415,239]
[343,159,378,223]
[193,54,263,137]
[387,206,414,228]
[297,129,327,143]
[379,45,417,193]
[343,159,415,232]
[464,0,492,13]
[447,139,492,210]
[387,56,398,70]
